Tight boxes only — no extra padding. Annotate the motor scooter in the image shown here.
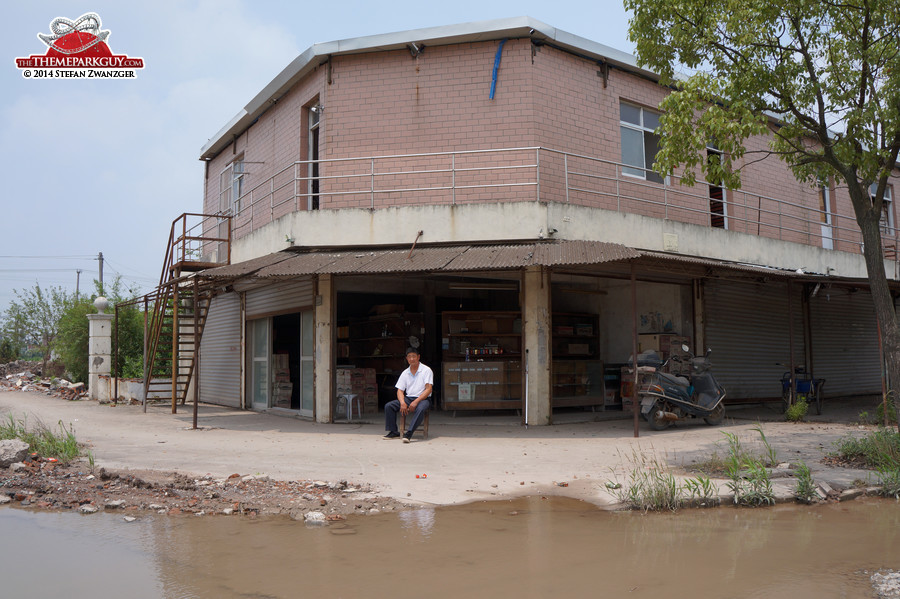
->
[638,346,726,430]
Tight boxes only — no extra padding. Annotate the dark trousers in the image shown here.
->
[385,396,431,434]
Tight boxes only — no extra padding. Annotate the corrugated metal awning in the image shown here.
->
[202,252,295,279]
[637,251,820,279]
[201,240,640,281]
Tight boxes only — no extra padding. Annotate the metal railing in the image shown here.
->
[218,146,895,261]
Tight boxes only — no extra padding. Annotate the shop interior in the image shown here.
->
[333,271,693,415]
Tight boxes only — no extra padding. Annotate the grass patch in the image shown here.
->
[876,468,900,498]
[785,399,809,422]
[0,413,83,465]
[832,428,900,470]
[722,429,775,506]
[611,450,683,512]
[794,461,816,503]
[609,450,720,512]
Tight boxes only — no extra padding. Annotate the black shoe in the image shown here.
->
[383,431,401,439]
[402,432,413,443]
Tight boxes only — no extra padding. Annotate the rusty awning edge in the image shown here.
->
[196,240,640,282]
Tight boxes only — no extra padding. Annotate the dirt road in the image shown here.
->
[2,386,884,513]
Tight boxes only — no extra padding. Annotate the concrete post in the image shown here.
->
[88,297,113,402]
[314,274,334,423]
[523,266,552,425]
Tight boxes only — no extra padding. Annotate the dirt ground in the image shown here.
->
[0,460,405,519]
[0,382,894,519]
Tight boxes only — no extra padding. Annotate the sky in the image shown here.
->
[0,1,636,311]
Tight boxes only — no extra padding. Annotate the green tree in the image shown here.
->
[626,0,900,432]
[55,277,145,383]
[3,284,73,367]
[0,337,16,363]
[1,304,27,359]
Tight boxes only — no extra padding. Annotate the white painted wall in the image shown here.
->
[230,202,892,281]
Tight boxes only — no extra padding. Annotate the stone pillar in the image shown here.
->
[314,274,334,423]
[523,266,552,425]
[88,297,113,402]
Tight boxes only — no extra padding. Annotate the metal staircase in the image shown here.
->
[139,213,231,414]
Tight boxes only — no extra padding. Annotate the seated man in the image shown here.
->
[384,347,433,443]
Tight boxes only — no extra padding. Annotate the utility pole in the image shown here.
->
[76,269,82,297]
[97,252,104,295]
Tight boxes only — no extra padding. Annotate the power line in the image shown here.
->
[0,255,96,259]
[0,268,90,273]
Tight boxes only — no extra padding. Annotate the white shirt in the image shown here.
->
[395,363,434,398]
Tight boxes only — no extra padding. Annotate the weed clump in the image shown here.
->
[832,428,900,470]
[0,414,83,465]
[794,461,816,503]
[785,399,809,422]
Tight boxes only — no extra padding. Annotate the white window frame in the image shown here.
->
[820,182,834,250]
[218,156,245,216]
[871,182,894,235]
[619,101,664,184]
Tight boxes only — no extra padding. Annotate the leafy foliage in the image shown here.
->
[2,284,72,365]
[0,337,16,363]
[55,277,145,383]
[626,0,900,432]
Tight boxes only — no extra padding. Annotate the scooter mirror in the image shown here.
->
[681,344,690,353]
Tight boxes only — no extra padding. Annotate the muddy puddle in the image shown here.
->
[2,496,899,598]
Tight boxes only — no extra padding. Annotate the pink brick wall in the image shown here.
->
[200,35,899,253]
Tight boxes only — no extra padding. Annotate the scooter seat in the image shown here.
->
[659,372,690,386]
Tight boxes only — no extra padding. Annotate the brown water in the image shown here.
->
[2,497,898,598]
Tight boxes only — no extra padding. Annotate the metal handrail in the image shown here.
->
[219,146,895,260]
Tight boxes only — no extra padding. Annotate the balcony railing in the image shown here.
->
[217,146,895,262]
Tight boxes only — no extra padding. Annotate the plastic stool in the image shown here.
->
[337,393,362,421]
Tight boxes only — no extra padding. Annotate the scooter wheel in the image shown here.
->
[704,403,725,426]
[647,403,670,431]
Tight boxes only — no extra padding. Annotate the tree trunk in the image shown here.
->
[855,198,900,433]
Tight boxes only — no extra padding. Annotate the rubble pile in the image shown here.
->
[0,461,404,519]
[1,363,88,401]
[0,360,42,378]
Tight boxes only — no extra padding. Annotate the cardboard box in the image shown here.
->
[639,334,690,353]
[372,304,404,315]
[448,320,466,334]
[464,320,483,333]
[554,325,574,336]
[575,324,593,337]
[337,326,350,339]
[482,318,498,334]
[567,343,590,355]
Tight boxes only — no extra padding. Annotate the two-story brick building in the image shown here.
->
[153,17,898,425]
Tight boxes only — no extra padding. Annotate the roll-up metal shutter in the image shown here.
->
[199,293,241,408]
[809,288,880,397]
[245,278,314,319]
[704,280,805,399]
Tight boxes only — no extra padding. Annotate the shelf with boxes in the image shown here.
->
[337,311,424,365]
[337,311,425,409]
[550,313,603,408]
[441,311,523,411]
[335,367,378,415]
[272,353,293,409]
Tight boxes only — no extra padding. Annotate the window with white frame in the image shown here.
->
[871,182,894,235]
[219,157,245,215]
[620,101,663,184]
